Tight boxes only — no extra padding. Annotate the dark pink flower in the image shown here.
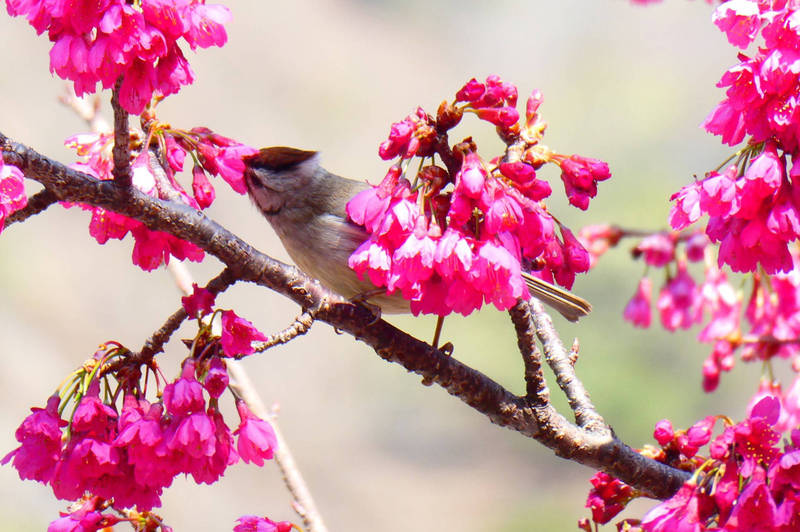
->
[189,408,238,484]
[0,157,27,235]
[657,262,702,331]
[162,359,206,416]
[640,482,711,531]
[348,237,393,288]
[699,166,739,218]
[71,383,118,440]
[234,515,294,532]
[734,396,781,477]
[472,239,526,310]
[8,0,232,113]
[653,419,674,447]
[346,166,401,233]
[724,479,777,531]
[2,395,66,483]
[455,151,487,199]
[234,401,278,466]
[115,402,177,493]
[668,182,702,230]
[192,165,216,209]
[168,411,216,459]
[455,78,486,103]
[181,283,216,317]
[203,357,229,399]
[712,0,763,49]
[624,277,652,328]
[181,2,231,50]
[635,233,675,267]
[499,161,551,200]
[684,232,708,262]
[51,437,121,501]
[434,228,473,280]
[481,181,524,235]
[387,217,436,296]
[474,106,519,128]
[559,155,611,210]
[48,497,119,532]
[585,472,634,525]
[220,310,268,357]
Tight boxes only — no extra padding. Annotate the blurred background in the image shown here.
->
[0,1,765,530]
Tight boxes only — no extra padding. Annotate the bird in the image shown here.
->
[242,146,591,321]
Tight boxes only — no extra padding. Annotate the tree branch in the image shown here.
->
[508,300,550,406]
[110,79,132,188]
[2,188,58,229]
[529,297,607,431]
[0,131,691,499]
[254,309,317,353]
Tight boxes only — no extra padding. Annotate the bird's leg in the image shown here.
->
[348,289,384,325]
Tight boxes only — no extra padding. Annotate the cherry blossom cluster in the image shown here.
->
[2,285,281,530]
[670,0,800,275]
[597,223,800,391]
[5,0,232,113]
[65,124,255,271]
[0,155,27,234]
[3,363,276,529]
[582,396,800,531]
[347,75,610,316]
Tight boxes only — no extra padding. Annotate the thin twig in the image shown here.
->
[110,79,132,187]
[529,297,606,432]
[2,188,58,229]
[59,91,111,133]
[254,310,316,353]
[226,361,329,532]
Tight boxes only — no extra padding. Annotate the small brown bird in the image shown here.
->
[243,146,591,321]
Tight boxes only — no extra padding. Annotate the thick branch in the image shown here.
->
[0,132,690,498]
[227,360,329,532]
[2,188,58,229]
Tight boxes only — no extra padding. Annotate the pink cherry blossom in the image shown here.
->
[2,395,66,483]
[181,283,216,318]
[7,0,233,113]
[623,277,652,328]
[657,262,703,331]
[234,401,277,466]
[585,472,634,525]
[220,310,268,357]
[234,515,294,532]
[635,233,675,267]
[162,359,206,417]
[347,77,605,316]
[558,155,611,211]
[203,357,229,399]
[0,157,27,235]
